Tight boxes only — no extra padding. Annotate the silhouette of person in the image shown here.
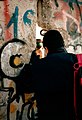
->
[30,30,78,120]
[17,30,77,120]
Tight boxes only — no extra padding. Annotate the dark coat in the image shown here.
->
[31,52,77,120]
[16,49,77,120]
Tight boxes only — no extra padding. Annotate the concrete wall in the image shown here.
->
[0,0,82,119]
[0,1,37,119]
[37,0,82,52]
[0,0,38,79]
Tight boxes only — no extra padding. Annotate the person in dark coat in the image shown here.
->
[17,30,78,120]
[30,30,78,120]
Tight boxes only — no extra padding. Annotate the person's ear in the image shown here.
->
[44,47,48,55]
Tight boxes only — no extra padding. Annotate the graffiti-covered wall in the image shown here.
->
[0,1,37,119]
[0,0,37,81]
[37,0,82,53]
[0,1,82,119]
[0,0,37,49]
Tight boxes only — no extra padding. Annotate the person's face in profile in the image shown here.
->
[35,47,44,59]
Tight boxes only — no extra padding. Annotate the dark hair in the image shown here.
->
[43,30,65,53]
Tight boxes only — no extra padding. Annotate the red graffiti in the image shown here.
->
[3,0,12,41]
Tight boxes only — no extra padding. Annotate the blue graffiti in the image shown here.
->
[7,6,18,38]
[14,6,18,38]
[6,7,35,38]
[23,9,35,26]
[64,0,82,5]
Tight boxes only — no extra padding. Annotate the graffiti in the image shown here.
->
[7,6,35,38]
[23,9,35,25]
[62,10,80,34]
[64,0,82,5]
[0,38,37,120]
[66,43,82,54]
[3,0,12,40]
[64,0,82,24]
[54,0,59,7]
[0,24,3,40]
[7,6,18,38]
[0,38,26,78]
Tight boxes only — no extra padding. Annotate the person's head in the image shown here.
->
[43,30,65,54]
